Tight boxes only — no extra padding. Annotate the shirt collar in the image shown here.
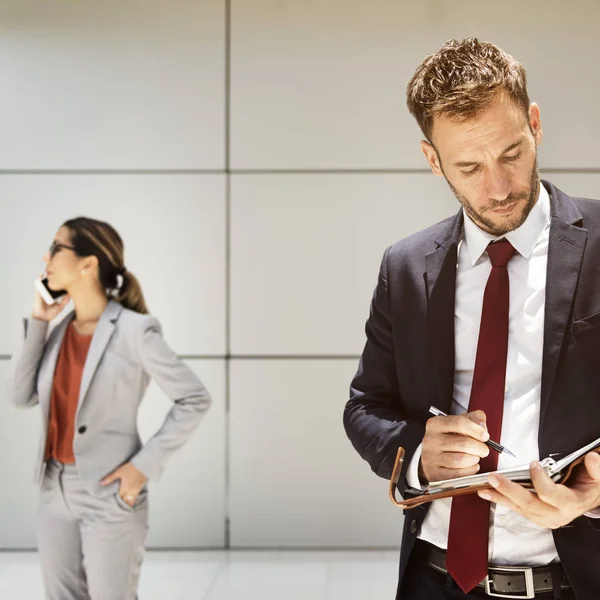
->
[462,182,550,266]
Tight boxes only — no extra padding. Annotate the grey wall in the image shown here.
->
[1,0,599,549]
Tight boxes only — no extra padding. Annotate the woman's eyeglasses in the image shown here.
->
[49,241,76,258]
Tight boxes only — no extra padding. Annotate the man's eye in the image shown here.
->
[462,166,480,176]
[504,152,521,162]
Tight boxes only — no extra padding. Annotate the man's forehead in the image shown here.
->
[432,111,527,160]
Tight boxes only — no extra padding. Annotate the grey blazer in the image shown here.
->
[5,300,211,497]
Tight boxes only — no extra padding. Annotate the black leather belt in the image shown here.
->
[414,540,571,598]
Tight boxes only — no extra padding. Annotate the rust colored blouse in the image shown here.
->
[44,321,93,464]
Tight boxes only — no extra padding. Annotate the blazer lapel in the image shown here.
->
[76,300,123,416]
[425,211,463,412]
[539,180,587,430]
[38,313,74,419]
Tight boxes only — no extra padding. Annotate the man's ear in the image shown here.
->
[421,140,444,176]
[529,102,543,146]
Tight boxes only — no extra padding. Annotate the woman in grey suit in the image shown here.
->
[6,217,212,600]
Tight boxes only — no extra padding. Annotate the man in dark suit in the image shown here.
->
[344,38,600,599]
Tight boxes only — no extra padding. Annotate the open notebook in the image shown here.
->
[389,435,600,509]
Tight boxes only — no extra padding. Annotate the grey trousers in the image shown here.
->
[38,460,149,600]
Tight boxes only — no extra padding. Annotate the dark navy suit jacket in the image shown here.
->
[344,180,600,599]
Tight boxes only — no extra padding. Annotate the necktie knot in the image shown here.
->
[487,239,516,267]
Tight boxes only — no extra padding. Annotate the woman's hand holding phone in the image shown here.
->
[32,276,70,322]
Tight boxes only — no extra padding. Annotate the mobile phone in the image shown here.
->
[34,277,67,305]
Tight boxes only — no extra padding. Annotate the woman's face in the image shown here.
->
[43,226,83,291]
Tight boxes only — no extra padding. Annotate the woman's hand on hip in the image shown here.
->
[101,462,148,507]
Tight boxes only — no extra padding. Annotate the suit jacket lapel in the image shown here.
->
[425,211,463,413]
[539,180,587,430]
[38,313,74,420]
[76,300,123,416]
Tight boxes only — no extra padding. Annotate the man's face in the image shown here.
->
[422,93,543,236]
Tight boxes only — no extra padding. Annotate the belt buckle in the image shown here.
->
[484,565,535,599]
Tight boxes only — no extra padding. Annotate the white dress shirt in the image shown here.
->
[406,183,561,565]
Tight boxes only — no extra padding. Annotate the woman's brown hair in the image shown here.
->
[63,217,148,314]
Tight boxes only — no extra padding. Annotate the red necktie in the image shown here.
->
[446,239,516,593]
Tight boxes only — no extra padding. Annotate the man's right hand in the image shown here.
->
[32,286,70,322]
[419,410,491,484]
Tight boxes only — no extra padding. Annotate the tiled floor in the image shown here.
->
[0,549,400,599]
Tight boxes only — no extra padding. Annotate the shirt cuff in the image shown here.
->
[584,507,600,519]
[406,443,425,490]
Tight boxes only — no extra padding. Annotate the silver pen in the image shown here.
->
[428,405,517,458]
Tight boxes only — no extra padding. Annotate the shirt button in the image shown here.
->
[78,426,87,434]
[499,515,508,525]
[410,519,419,535]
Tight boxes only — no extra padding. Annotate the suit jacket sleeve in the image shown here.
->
[5,317,49,409]
[343,247,425,494]
[130,316,212,480]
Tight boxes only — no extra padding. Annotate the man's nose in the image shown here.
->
[484,165,512,203]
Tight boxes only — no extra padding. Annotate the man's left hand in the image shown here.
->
[101,462,148,507]
[478,451,600,529]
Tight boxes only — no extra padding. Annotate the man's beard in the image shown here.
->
[445,155,540,236]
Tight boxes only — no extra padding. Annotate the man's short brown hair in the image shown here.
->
[406,38,530,142]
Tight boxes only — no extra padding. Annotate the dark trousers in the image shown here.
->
[400,543,577,600]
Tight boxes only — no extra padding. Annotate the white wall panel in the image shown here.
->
[541,173,600,202]
[231,0,600,170]
[0,359,225,549]
[0,175,226,356]
[0,0,225,169]
[229,359,403,548]
[231,173,456,355]
[0,361,43,548]
[2,0,600,553]
[140,360,226,548]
